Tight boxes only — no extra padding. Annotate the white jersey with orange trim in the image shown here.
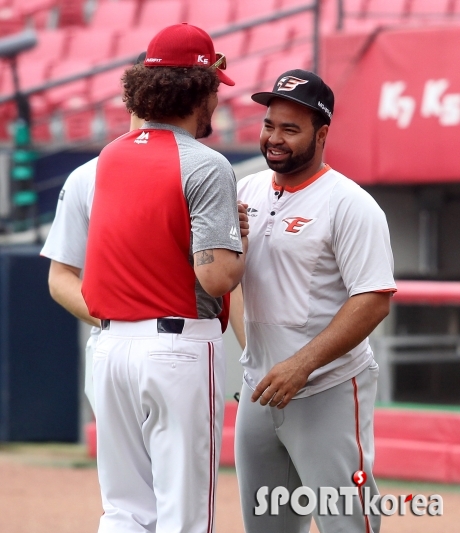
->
[237,164,396,398]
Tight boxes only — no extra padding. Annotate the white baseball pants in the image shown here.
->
[84,330,99,413]
[93,318,225,533]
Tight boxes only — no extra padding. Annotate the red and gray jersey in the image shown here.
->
[82,124,242,321]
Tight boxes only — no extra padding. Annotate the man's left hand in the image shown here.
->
[251,354,311,409]
[238,202,249,238]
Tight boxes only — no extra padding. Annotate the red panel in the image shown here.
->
[449,445,460,483]
[321,32,378,184]
[85,421,97,459]
[374,438,450,482]
[375,408,460,444]
[393,280,460,304]
[223,400,238,427]
[220,425,235,466]
[322,27,460,184]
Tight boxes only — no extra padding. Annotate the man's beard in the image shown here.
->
[261,133,316,174]
[196,103,213,139]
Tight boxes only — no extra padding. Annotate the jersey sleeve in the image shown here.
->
[330,179,396,297]
[184,152,243,254]
[40,160,96,269]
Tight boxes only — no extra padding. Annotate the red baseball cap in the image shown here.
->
[144,23,235,86]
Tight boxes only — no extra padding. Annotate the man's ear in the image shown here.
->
[317,124,329,147]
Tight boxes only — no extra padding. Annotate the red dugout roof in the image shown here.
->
[321,26,460,185]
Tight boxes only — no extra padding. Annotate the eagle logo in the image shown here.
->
[277,76,308,92]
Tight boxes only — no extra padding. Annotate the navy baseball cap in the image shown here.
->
[252,69,334,124]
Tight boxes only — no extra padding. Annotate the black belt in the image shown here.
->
[101,318,185,334]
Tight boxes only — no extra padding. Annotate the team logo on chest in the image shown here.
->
[282,217,314,234]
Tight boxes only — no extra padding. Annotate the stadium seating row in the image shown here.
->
[1,0,459,38]
[1,0,460,146]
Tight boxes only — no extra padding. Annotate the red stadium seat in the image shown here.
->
[116,29,155,59]
[233,0,277,22]
[409,0,452,17]
[91,66,127,104]
[30,94,53,142]
[102,96,131,141]
[10,0,57,29]
[185,0,233,29]
[61,96,96,141]
[57,0,86,27]
[366,0,409,18]
[286,11,314,44]
[231,97,264,144]
[0,101,15,141]
[46,60,93,108]
[212,32,246,61]
[320,0,340,34]
[340,0,368,17]
[137,0,184,30]
[1,58,52,94]
[340,15,385,33]
[66,28,117,62]
[217,56,265,102]
[261,47,313,86]
[21,29,70,65]
[0,4,24,37]
[246,20,291,55]
[90,0,138,30]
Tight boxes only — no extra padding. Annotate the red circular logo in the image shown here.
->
[352,470,367,487]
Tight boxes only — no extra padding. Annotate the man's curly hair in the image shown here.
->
[122,64,220,121]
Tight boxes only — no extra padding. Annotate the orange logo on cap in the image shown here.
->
[277,76,308,92]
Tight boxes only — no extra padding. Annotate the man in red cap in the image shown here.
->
[82,23,247,533]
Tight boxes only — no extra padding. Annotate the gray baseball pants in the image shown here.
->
[235,362,381,533]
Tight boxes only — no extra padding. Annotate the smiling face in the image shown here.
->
[260,98,329,186]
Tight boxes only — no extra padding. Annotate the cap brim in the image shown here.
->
[251,91,330,123]
[217,69,234,86]
[251,91,276,106]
